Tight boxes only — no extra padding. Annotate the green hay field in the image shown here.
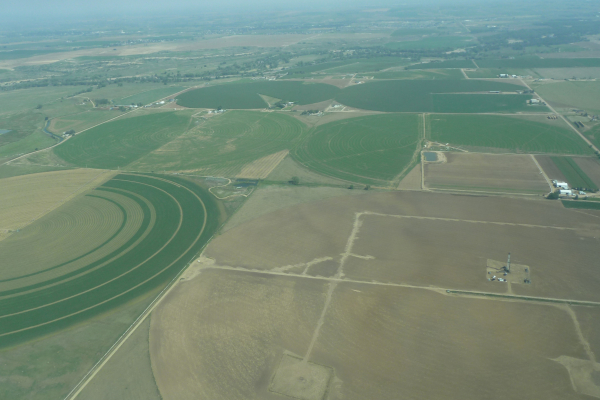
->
[335,80,531,112]
[176,81,339,109]
[432,93,539,113]
[129,110,307,176]
[561,200,600,210]
[316,57,412,74]
[550,156,599,190]
[429,114,592,154]
[53,111,192,169]
[292,113,421,186]
[0,173,221,347]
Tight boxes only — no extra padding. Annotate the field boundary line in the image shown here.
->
[63,175,210,400]
[519,78,599,154]
[197,266,600,307]
[530,154,553,191]
[427,186,545,197]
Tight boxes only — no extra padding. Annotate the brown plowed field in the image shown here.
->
[573,157,600,188]
[147,190,600,400]
[537,155,567,182]
[424,152,549,194]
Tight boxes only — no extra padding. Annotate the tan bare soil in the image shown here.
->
[0,169,115,231]
[77,318,161,400]
[537,155,567,182]
[221,184,366,233]
[266,156,348,185]
[150,269,329,400]
[146,190,600,399]
[397,163,422,190]
[425,152,550,194]
[236,150,289,179]
[573,157,600,187]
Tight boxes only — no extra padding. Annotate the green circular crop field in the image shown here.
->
[0,173,221,346]
[292,114,421,186]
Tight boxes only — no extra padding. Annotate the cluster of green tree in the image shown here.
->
[300,110,320,115]
[94,99,110,105]
[477,19,600,51]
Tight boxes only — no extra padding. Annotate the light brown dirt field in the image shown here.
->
[537,155,567,182]
[148,190,600,400]
[424,152,550,194]
[221,184,366,233]
[573,157,600,188]
[150,269,329,400]
[574,307,600,358]
[236,150,289,179]
[396,163,421,190]
[0,35,310,69]
[0,169,115,231]
[77,317,161,400]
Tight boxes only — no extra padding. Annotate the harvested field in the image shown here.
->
[0,168,114,231]
[537,155,568,182]
[396,163,422,190]
[146,190,600,400]
[236,150,288,179]
[0,173,221,347]
[550,156,599,190]
[424,152,550,194]
[573,157,600,188]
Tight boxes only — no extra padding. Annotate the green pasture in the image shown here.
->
[176,81,339,109]
[49,110,119,134]
[0,164,73,180]
[561,200,600,210]
[385,36,475,50]
[54,111,191,169]
[406,60,476,70]
[0,111,55,163]
[533,81,600,115]
[335,79,528,112]
[428,114,592,154]
[0,49,62,61]
[0,173,221,347]
[586,125,600,150]
[130,110,307,176]
[432,94,539,113]
[116,86,185,105]
[293,113,421,186]
[282,61,355,78]
[370,69,464,80]
[550,156,598,190]
[0,86,90,115]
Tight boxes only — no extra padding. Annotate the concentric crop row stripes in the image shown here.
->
[0,173,220,346]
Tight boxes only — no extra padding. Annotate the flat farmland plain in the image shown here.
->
[54,111,192,169]
[293,113,421,186]
[129,111,307,177]
[0,173,221,347]
[429,114,591,154]
[424,152,550,193]
[140,190,600,400]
